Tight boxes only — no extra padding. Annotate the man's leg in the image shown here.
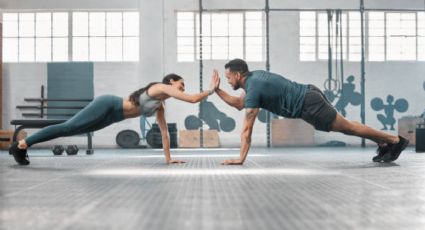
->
[330,113,399,145]
[330,113,409,162]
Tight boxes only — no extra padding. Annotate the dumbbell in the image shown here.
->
[52,145,65,155]
[65,145,79,155]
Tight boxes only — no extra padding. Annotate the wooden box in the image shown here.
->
[271,119,315,147]
[0,130,27,150]
[179,130,220,148]
[398,116,424,145]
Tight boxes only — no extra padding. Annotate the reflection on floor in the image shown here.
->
[1,147,424,230]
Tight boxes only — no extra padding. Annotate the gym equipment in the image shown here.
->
[185,115,202,130]
[219,117,236,132]
[116,130,140,148]
[416,121,425,153]
[52,145,64,155]
[65,145,79,155]
[146,123,178,148]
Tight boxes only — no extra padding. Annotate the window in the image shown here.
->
[418,12,425,61]
[386,13,416,61]
[72,11,139,62]
[317,12,348,61]
[368,12,385,61]
[300,11,361,62]
[3,12,68,62]
[369,12,420,61]
[177,11,264,62]
[299,12,316,61]
[300,11,424,62]
[348,12,362,61]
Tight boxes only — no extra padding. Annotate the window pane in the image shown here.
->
[3,13,18,37]
[3,38,18,62]
[52,37,68,61]
[196,36,211,60]
[90,12,106,36]
[73,12,89,36]
[90,37,106,61]
[73,37,89,61]
[228,37,243,59]
[19,13,35,37]
[196,14,211,37]
[246,37,262,61]
[211,37,228,59]
[368,37,385,61]
[123,12,139,36]
[300,12,316,61]
[418,13,425,60]
[53,13,68,37]
[178,15,194,37]
[107,12,122,36]
[123,37,139,61]
[19,38,35,62]
[36,38,51,62]
[106,37,122,61]
[211,14,228,36]
[36,13,51,37]
[245,12,262,20]
[229,13,243,36]
[245,19,262,36]
[178,54,194,62]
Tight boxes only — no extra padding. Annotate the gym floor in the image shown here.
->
[1,147,424,230]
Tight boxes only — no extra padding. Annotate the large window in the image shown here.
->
[3,12,68,62]
[299,12,316,61]
[300,11,424,62]
[386,13,416,61]
[368,12,385,61]
[177,11,264,62]
[2,11,139,63]
[419,12,425,61]
[72,11,139,62]
[300,11,361,62]
[317,12,348,61]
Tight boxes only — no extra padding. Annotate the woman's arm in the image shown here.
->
[155,103,186,164]
[159,85,213,103]
[157,74,219,103]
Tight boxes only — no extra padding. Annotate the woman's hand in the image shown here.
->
[166,159,187,164]
[208,70,220,92]
[212,69,220,90]
[221,158,244,165]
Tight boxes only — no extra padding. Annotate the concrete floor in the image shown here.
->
[1,147,425,230]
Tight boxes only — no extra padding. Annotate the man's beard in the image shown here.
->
[233,82,241,90]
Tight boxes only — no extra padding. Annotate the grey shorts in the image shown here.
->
[300,85,337,132]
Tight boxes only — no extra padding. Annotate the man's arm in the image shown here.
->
[215,88,245,111]
[222,108,259,165]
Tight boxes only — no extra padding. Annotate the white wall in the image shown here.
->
[1,0,424,148]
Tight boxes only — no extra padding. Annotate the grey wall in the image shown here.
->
[1,0,425,148]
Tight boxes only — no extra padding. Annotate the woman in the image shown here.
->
[10,73,219,165]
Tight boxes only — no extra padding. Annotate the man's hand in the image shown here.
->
[221,158,244,165]
[166,159,187,164]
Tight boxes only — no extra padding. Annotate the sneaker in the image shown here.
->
[372,144,391,162]
[9,142,30,165]
[382,136,409,163]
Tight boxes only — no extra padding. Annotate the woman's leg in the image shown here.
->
[21,95,118,148]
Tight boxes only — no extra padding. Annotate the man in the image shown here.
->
[214,59,409,165]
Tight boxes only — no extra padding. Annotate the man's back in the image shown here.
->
[243,70,308,118]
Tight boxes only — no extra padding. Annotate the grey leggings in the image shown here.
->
[26,95,125,147]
